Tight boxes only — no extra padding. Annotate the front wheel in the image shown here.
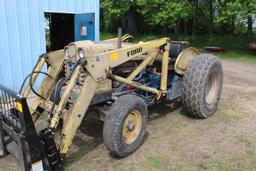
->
[103,95,148,158]
[181,54,223,118]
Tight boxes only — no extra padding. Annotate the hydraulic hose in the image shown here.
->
[48,59,82,117]
[49,78,66,117]
[19,71,53,98]
[19,53,49,95]
[29,71,54,100]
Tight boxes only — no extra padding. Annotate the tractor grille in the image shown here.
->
[0,85,22,132]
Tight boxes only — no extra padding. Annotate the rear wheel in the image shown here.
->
[103,95,148,158]
[181,54,223,118]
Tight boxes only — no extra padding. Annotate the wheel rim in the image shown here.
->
[122,110,142,144]
[205,71,220,105]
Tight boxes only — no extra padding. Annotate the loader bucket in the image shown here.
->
[0,84,60,171]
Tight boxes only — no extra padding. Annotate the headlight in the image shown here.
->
[68,44,76,58]
[78,48,85,58]
[64,47,69,58]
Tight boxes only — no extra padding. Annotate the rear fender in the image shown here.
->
[174,47,200,75]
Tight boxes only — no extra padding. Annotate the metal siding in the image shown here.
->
[64,1,75,12]
[0,0,99,91]
[17,0,33,78]
[8,0,24,89]
[0,0,13,88]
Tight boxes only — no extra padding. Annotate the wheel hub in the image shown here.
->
[127,121,135,131]
[122,110,142,144]
[205,71,220,105]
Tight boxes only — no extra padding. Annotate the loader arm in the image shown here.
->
[85,38,169,81]
[23,50,65,121]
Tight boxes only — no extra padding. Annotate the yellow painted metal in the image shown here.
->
[49,65,81,129]
[127,50,159,81]
[110,74,160,95]
[85,38,168,82]
[23,57,46,98]
[16,102,23,113]
[107,38,167,68]
[110,53,119,61]
[160,41,170,92]
[54,38,170,156]
[174,47,200,75]
[60,74,97,155]
[27,50,65,118]
[21,36,202,158]
[122,110,142,144]
[121,34,133,42]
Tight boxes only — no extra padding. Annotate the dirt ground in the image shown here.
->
[0,60,256,171]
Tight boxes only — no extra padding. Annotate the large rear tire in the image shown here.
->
[181,54,223,118]
[103,95,148,158]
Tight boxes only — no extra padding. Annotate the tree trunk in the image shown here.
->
[208,0,213,35]
[121,15,127,32]
[192,0,198,36]
[231,17,235,35]
[175,19,181,34]
[127,10,137,34]
[247,16,253,38]
[184,21,188,34]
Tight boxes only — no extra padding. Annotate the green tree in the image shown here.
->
[192,0,198,36]
[238,0,256,38]
[208,0,214,35]
[215,0,256,37]
[215,0,241,35]
[101,0,137,32]
[100,0,255,37]
[137,0,193,33]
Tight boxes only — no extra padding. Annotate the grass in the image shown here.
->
[101,32,256,63]
[145,156,168,170]
[218,52,256,63]
[235,135,252,147]
[234,135,256,170]
[216,108,245,124]
[207,161,233,171]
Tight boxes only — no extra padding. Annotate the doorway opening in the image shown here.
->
[44,12,75,52]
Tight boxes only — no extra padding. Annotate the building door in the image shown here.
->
[74,13,95,41]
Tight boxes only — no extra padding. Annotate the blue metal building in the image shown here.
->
[0,0,100,91]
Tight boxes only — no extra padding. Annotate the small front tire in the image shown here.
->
[103,95,148,158]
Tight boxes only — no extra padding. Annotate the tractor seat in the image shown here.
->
[169,41,190,59]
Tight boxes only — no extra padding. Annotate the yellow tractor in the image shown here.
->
[0,32,223,170]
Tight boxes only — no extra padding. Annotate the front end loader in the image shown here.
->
[0,34,223,170]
